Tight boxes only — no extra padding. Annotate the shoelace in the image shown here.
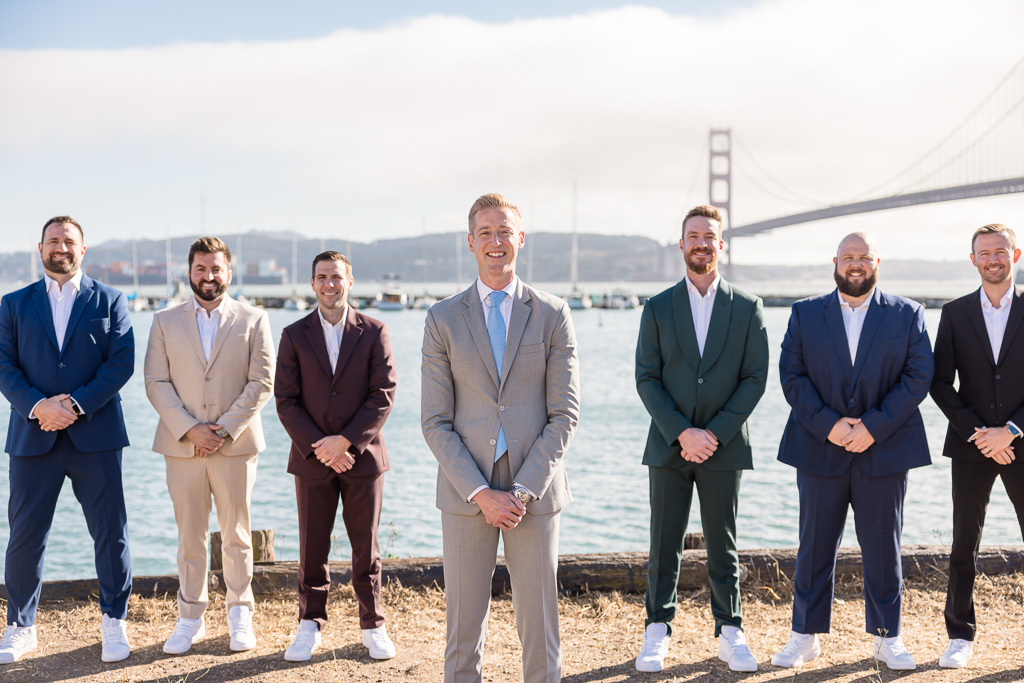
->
[1,627,31,649]
[292,630,317,647]
[639,633,668,656]
[229,611,252,633]
[170,619,199,638]
[882,637,909,657]
[101,620,126,645]
[778,635,810,658]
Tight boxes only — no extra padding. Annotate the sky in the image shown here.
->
[2,0,1023,265]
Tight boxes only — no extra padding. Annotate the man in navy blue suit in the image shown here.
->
[772,232,933,671]
[0,217,134,664]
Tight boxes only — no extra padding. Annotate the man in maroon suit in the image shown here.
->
[275,251,398,662]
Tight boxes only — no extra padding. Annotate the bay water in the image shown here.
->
[0,303,1021,581]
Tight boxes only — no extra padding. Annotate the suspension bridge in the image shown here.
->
[705,55,1024,264]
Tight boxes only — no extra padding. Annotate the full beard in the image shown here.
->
[686,248,717,275]
[191,279,228,302]
[44,253,78,275]
[834,267,878,298]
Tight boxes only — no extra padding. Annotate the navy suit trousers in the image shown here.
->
[793,466,906,636]
[5,431,131,625]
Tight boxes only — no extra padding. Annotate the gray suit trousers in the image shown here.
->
[441,455,561,683]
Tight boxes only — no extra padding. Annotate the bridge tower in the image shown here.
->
[708,128,732,276]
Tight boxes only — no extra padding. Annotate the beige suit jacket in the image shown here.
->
[422,279,580,516]
[144,296,275,457]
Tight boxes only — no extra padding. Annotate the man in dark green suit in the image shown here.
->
[634,205,769,673]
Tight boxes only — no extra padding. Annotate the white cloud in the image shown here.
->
[1,0,1022,263]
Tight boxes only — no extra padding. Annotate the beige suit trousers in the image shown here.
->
[165,452,258,619]
[441,455,561,683]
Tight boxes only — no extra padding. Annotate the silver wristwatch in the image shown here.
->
[215,426,229,438]
[511,483,534,504]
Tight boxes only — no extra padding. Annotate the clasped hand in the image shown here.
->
[969,427,1016,465]
[472,488,526,530]
[312,435,356,473]
[36,394,77,432]
[677,428,718,463]
[187,423,225,458]
[828,417,875,453]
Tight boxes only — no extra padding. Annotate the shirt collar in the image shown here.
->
[685,273,719,297]
[476,275,518,305]
[838,289,873,311]
[193,294,228,317]
[317,305,348,330]
[980,282,1014,310]
[43,269,83,295]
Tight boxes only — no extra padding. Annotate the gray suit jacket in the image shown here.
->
[422,279,580,516]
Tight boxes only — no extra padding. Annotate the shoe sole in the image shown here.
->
[284,651,315,662]
[771,648,820,668]
[101,649,131,663]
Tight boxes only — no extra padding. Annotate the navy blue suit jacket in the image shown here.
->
[0,275,134,456]
[777,288,933,477]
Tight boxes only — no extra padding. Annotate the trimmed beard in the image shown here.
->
[685,248,717,276]
[191,278,228,302]
[834,266,878,298]
[44,253,78,275]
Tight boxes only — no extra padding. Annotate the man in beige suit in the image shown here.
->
[422,193,580,683]
[144,237,275,655]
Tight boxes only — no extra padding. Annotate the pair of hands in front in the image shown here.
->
[827,417,875,453]
[969,426,1016,465]
[35,394,78,431]
[471,488,526,530]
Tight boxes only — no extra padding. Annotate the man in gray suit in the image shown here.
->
[422,192,580,683]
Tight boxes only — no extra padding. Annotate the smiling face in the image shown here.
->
[468,206,524,290]
[39,222,86,279]
[833,233,879,298]
[971,232,1020,287]
[189,250,232,303]
[311,258,354,313]
[679,215,723,276]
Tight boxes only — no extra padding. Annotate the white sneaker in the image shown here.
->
[227,605,257,652]
[361,625,396,659]
[771,631,820,668]
[284,620,321,662]
[0,623,37,664]
[938,638,973,668]
[635,622,670,672]
[100,614,131,662]
[718,625,757,672]
[163,617,205,655]
[874,635,916,670]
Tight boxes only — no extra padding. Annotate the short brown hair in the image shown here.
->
[311,251,352,279]
[682,205,723,235]
[188,236,232,267]
[468,193,522,233]
[971,223,1017,252]
[41,216,83,243]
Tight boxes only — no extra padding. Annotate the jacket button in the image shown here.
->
[991,404,996,409]
[331,391,338,396]
[58,362,65,368]
[499,405,506,411]
[849,398,855,405]
[489,439,496,446]
[996,374,1001,380]
[205,377,212,382]
[698,378,704,384]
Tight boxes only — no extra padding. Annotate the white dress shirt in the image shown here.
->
[980,282,1013,362]
[839,290,872,365]
[476,276,516,340]
[30,271,85,420]
[317,305,348,373]
[193,296,227,363]
[686,274,719,357]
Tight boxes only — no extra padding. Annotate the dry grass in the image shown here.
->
[3,573,1024,681]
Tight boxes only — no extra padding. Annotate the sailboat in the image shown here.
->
[565,181,592,310]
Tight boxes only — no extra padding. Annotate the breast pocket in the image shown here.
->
[517,343,545,356]
[88,317,111,345]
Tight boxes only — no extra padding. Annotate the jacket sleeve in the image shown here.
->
[635,300,693,444]
[340,324,396,453]
[0,294,47,418]
[779,303,842,442]
[216,310,275,439]
[705,297,769,446]
[144,312,200,439]
[929,302,983,440]
[275,327,326,458]
[512,304,580,500]
[69,289,135,418]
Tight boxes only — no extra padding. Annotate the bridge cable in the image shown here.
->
[733,136,829,207]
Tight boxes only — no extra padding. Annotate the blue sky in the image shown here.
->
[1,0,1023,265]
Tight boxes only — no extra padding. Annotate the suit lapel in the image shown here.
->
[206,296,237,367]
[462,283,500,389]
[179,299,209,366]
[698,279,732,375]
[965,288,996,367]
[823,290,853,382]
[303,309,334,377]
[502,281,532,389]
[671,281,700,371]
[850,288,886,386]
[332,307,363,385]
[31,280,59,351]
[62,276,95,358]
[996,286,1024,365]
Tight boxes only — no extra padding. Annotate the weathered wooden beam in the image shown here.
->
[5,545,1022,602]
[209,529,276,571]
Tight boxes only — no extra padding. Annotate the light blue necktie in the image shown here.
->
[488,290,508,461]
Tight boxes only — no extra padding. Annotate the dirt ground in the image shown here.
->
[2,572,1024,682]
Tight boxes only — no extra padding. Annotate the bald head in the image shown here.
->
[836,232,878,260]
[834,232,880,300]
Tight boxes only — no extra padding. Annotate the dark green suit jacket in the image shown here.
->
[636,277,769,471]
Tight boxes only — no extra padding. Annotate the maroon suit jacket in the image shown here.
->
[275,307,396,479]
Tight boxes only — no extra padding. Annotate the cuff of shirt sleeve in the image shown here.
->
[29,398,44,420]
[467,485,489,503]
[513,482,538,500]
[69,397,83,416]
[1008,421,1022,439]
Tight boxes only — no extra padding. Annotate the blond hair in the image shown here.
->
[468,193,522,233]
